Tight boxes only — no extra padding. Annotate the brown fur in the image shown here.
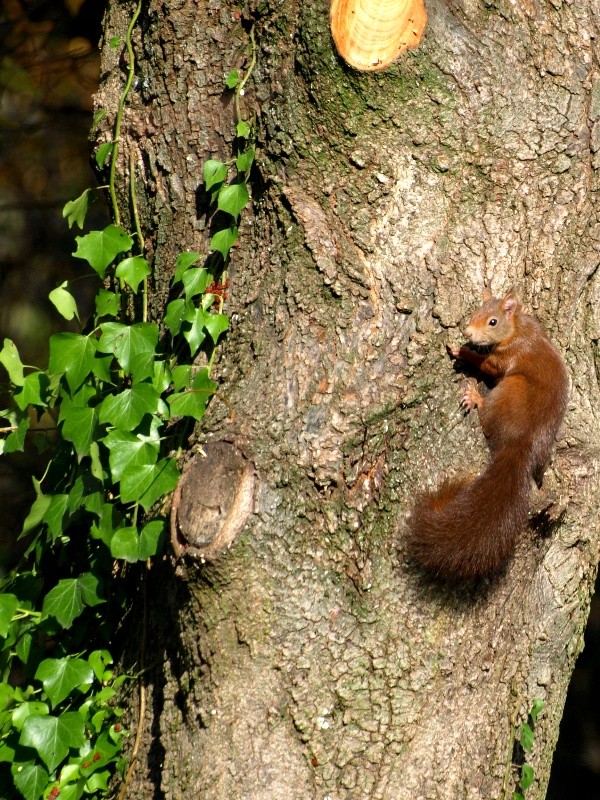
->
[407,291,569,580]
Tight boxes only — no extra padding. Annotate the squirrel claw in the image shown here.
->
[461,382,483,411]
[447,343,461,359]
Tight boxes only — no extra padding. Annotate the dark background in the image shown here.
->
[0,1,595,795]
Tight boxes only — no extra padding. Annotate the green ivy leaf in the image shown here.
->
[44,494,69,540]
[236,147,255,173]
[88,650,113,682]
[95,288,121,319]
[164,298,194,337]
[520,722,534,752]
[35,658,94,708]
[20,712,85,773]
[98,322,159,382]
[14,371,48,411]
[62,189,90,230]
[530,699,543,724]
[168,368,217,421]
[77,572,105,607]
[217,183,249,218]
[102,429,158,482]
[48,333,97,393]
[115,256,151,294]
[182,267,210,299]
[174,252,201,283]
[210,226,238,258]
[0,594,18,637]
[99,383,160,430]
[204,313,229,344]
[11,761,49,800]
[520,764,534,790]
[171,364,192,391]
[139,520,166,559]
[183,308,211,355]
[203,159,228,191]
[225,69,240,89]
[21,481,52,537]
[95,141,114,169]
[0,338,25,386]
[11,702,49,731]
[49,282,80,322]
[59,387,99,459]
[3,416,29,454]
[41,579,84,629]
[236,119,251,139]
[120,458,179,510]
[73,225,133,278]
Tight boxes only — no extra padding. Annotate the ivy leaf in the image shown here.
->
[62,189,90,230]
[102,429,158,481]
[182,267,210,299]
[95,288,121,319]
[95,141,114,169]
[35,658,94,708]
[108,521,165,562]
[120,458,179,510]
[204,313,229,344]
[0,338,24,386]
[520,764,534,791]
[77,571,106,607]
[236,119,251,139]
[225,69,240,89]
[11,703,49,731]
[530,699,543,724]
[14,372,49,411]
[520,722,534,752]
[171,364,192,391]
[115,256,151,294]
[236,147,255,173]
[41,579,84,629]
[164,298,195,337]
[99,383,160,430]
[11,761,49,800]
[73,225,133,278]
[20,712,85,773]
[98,322,159,382]
[49,282,79,322]
[168,368,217,421]
[3,416,29,454]
[203,159,228,191]
[174,252,200,283]
[183,308,210,355]
[218,182,249,218]
[210,226,238,258]
[58,387,98,459]
[48,333,97,393]
[21,481,51,537]
[0,594,18,637]
[44,494,69,540]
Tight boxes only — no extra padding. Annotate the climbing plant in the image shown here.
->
[0,6,255,798]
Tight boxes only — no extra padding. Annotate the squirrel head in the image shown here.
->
[464,290,521,346]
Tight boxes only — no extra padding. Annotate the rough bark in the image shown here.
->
[96,0,600,798]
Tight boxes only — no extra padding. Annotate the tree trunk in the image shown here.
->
[97,0,600,798]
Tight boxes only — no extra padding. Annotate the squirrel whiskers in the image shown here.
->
[406,289,569,580]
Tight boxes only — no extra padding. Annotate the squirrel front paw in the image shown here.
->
[446,343,461,359]
[461,380,484,411]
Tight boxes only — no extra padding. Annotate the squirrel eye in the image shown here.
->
[488,318,497,327]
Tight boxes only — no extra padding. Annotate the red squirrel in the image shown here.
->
[407,289,569,580]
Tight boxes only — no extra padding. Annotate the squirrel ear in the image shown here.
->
[502,291,519,320]
[482,287,492,302]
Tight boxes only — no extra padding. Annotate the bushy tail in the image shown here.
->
[406,445,532,579]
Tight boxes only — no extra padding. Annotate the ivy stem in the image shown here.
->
[129,149,148,322]
[234,24,256,124]
[108,0,142,225]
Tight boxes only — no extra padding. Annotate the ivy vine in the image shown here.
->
[0,7,255,799]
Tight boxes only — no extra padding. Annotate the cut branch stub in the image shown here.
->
[170,441,255,561]
[330,0,428,71]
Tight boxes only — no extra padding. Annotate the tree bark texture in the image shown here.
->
[97,1,600,798]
